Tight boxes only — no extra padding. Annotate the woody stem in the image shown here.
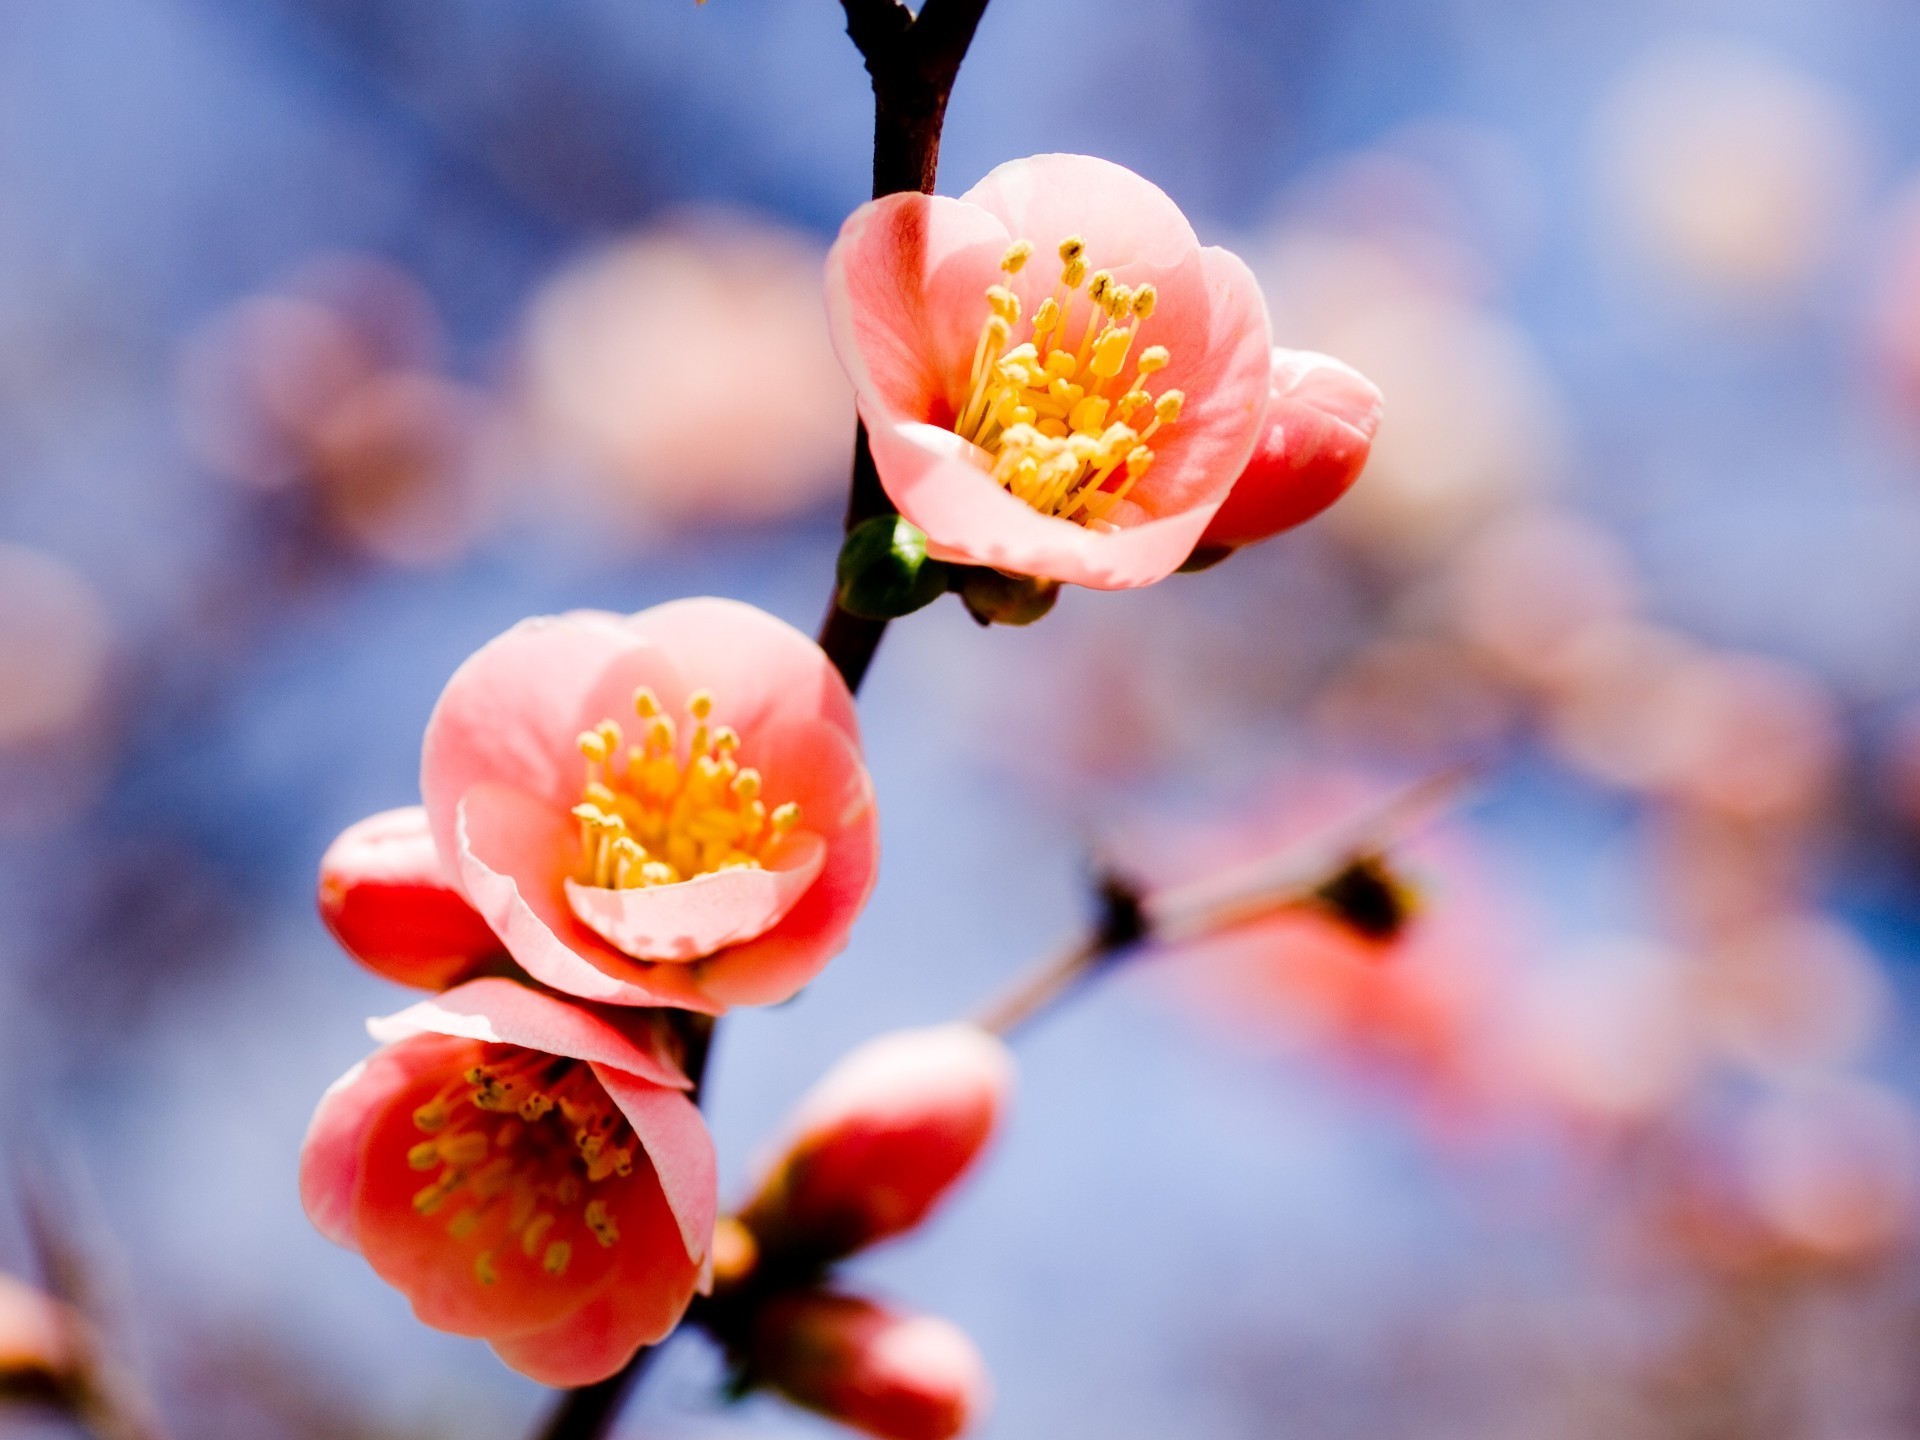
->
[816,0,993,694]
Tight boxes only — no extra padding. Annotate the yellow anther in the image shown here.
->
[1155,390,1184,424]
[474,1250,499,1286]
[447,1209,481,1241]
[985,315,1011,346]
[521,1212,556,1257]
[646,716,674,753]
[712,725,740,753]
[1136,346,1170,375]
[1068,395,1111,435]
[687,691,714,722]
[1062,256,1088,289]
[1043,349,1079,382]
[1132,285,1158,319]
[407,1141,440,1171]
[577,731,608,764]
[640,861,675,886]
[595,720,622,755]
[770,802,800,835]
[519,1092,554,1121]
[412,1180,453,1216]
[1127,445,1153,477]
[1090,325,1135,379]
[584,1199,620,1248]
[985,285,1020,324]
[413,1101,449,1133]
[633,686,661,718]
[1058,235,1086,264]
[1086,270,1112,306]
[1106,284,1133,318]
[439,1131,489,1167]
[542,1241,572,1277]
[1000,239,1034,273]
[1032,297,1060,336]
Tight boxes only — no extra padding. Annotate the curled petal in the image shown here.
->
[366,976,690,1089]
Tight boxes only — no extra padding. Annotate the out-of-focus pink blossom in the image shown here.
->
[1444,506,1639,687]
[1507,938,1700,1124]
[1692,914,1889,1078]
[177,254,494,566]
[740,1025,1013,1261]
[317,806,504,990]
[1594,41,1866,305]
[1252,224,1566,566]
[1739,1078,1919,1259]
[517,215,853,529]
[1194,348,1383,553]
[1544,630,1841,822]
[415,598,876,1011]
[0,544,112,751]
[826,153,1274,589]
[749,1291,990,1440]
[300,978,714,1385]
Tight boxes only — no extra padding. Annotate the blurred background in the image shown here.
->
[6,0,1920,1435]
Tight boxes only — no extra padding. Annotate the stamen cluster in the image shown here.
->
[406,1045,637,1286]
[571,687,801,889]
[954,237,1185,528]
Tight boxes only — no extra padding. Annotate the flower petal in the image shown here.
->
[592,1065,717,1266]
[365,976,691,1089]
[301,1041,453,1249]
[455,783,722,1012]
[565,830,827,963]
[690,722,879,1008]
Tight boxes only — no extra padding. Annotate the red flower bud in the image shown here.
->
[751,1291,989,1440]
[742,1025,1012,1260]
[1197,348,1382,552]
[317,806,503,989]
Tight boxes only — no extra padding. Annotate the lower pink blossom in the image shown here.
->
[750,1291,989,1440]
[300,978,716,1385]
[740,1024,1013,1260]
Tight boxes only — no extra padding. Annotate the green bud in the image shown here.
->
[835,517,949,620]
[957,568,1059,627]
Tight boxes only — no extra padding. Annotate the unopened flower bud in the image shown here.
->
[741,1025,1013,1261]
[318,807,504,989]
[0,1272,79,1407]
[750,1291,990,1440]
[836,517,951,621]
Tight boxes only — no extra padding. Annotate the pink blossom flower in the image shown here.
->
[371,596,876,1012]
[300,978,716,1385]
[740,1024,1012,1260]
[748,1291,990,1440]
[825,154,1273,589]
[1195,349,1383,553]
[318,806,504,990]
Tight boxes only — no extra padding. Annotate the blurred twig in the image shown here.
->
[974,766,1477,1038]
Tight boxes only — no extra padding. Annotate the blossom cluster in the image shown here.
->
[299,154,1378,1434]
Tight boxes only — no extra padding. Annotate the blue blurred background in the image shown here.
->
[8,0,1920,1435]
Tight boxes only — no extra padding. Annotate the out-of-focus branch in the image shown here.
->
[818,0,994,692]
[974,768,1475,1038]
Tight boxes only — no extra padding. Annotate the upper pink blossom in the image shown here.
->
[1196,349,1383,553]
[826,154,1273,590]
[318,805,505,990]
[740,1024,1013,1260]
[395,597,877,1012]
[748,1290,990,1440]
[300,978,717,1385]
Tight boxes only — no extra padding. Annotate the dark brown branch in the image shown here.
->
[817,0,994,691]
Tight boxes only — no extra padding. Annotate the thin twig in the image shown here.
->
[973,768,1478,1039]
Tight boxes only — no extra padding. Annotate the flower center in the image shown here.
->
[952,236,1185,529]
[570,687,800,889]
[406,1045,637,1286]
